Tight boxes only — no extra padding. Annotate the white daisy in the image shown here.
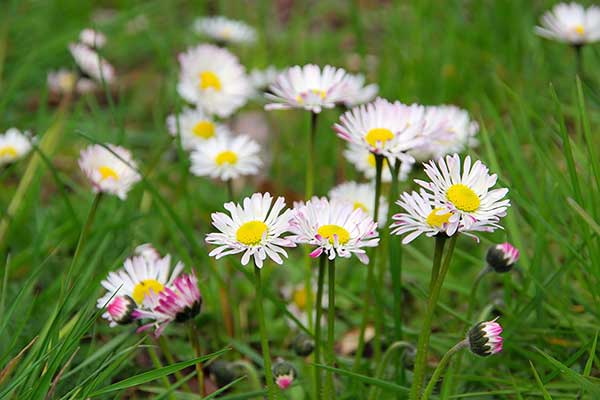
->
[193,16,257,45]
[328,181,388,227]
[334,98,424,163]
[288,197,379,264]
[265,64,350,113]
[176,44,252,118]
[166,107,230,151]
[0,128,34,166]
[535,2,600,45]
[341,73,378,107]
[78,144,141,199]
[190,134,261,181]
[343,143,412,183]
[47,69,77,94]
[79,28,107,48]
[69,43,115,84]
[250,66,280,94]
[205,192,296,268]
[134,243,161,263]
[415,154,510,236]
[281,280,327,329]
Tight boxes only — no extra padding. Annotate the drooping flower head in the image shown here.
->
[177,44,252,118]
[190,134,261,181]
[0,128,34,166]
[78,144,141,199]
[166,107,231,151]
[343,143,411,183]
[193,16,257,45]
[467,318,503,356]
[288,197,379,264]
[328,181,388,227]
[79,28,107,48]
[206,192,296,268]
[69,43,115,84]
[535,2,600,45]
[265,64,350,113]
[486,242,520,273]
[341,73,379,108]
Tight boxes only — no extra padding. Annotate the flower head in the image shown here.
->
[167,107,230,151]
[193,16,257,45]
[177,44,252,118]
[101,295,136,327]
[69,43,115,84]
[265,64,350,113]
[134,243,161,263]
[288,197,379,264]
[78,144,141,199]
[272,361,297,390]
[341,73,378,107]
[467,318,503,356]
[343,143,411,183]
[79,28,107,48]
[190,134,261,181]
[0,128,34,166]
[536,3,600,45]
[47,69,77,94]
[486,242,520,273]
[293,333,315,357]
[329,181,388,227]
[206,192,296,268]
[281,280,327,329]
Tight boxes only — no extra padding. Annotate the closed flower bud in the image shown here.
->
[486,242,519,273]
[272,360,297,390]
[467,318,503,357]
[106,295,136,326]
[293,333,315,357]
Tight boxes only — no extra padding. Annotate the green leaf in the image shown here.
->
[534,347,600,397]
[313,363,409,393]
[529,360,552,400]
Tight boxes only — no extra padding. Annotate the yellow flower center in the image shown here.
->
[317,224,350,245]
[575,24,585,36]
[192,121,215,139]
[447,184,480,212]
[426,207,451,228]
[132,279,164,304]
[215,150,238,166]
[98,166,119,181]
[0,146,18,158]
[199,71,222,91]
[353,202,368,213]
[312,89,327,99]
[292,288,308,310]
[236,220,268,245]
[365,128,394,147]
[367,153,389,170]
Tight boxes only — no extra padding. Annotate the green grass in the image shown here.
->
[1,0,599,399]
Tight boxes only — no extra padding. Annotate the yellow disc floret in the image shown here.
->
[575,24,585,36]
[215,150,238,166]
[192,121,216,139]
[365,128,394,147]
[447,184,480,212]
[236,220,268,245]
[199,71,222,91]
[426,207,451,228]
[317,224,350,245]
[98,166,119,181]
[353,202,368,213]
[132,279,164,304]
[292,288,308,310]
[0,146,18,158]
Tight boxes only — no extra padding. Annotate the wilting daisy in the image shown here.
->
[415,154,510,235]
[0,128,34,166]
[166,107,230,151]
[193,16,257,45]
[206,192,295,268]
[79,28,107,48]
[329,181,388,227]
[467,318,503,356]
[265,64,351,113]
[69,43,115,84]
[535,2,600,45]
[341,73,378,107]
[343,143,412,183]
[177,44,252,118]
[78,144,141,199]
[334,98,424,164]
[134,273,202,336]
[288,197,379,264]
[190,134,261,181]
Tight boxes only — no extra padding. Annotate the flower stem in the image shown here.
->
[409,234,458,400]
[367,341,413,400]
[254,265,277,400]
[326,257,337,399]
[148,345,176,400]
[226,179,235,201]
[388,160,403,341]
[306,111,318,199]
[574,44,583,78]
[158,336,192,393]
[429,236,447,292]
[314,254,326,400]
[421,340,467,400]
[188,322,205,396]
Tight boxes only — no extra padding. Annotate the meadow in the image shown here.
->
[0,0,599,399]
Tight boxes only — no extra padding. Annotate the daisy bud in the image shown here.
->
[467,318,503,357]
[486,242,519,273]
[292,333,315,357]
[106,295,136,326]
[272,361,297,390]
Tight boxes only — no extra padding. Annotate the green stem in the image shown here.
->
[326,258,336,399]
[314,255,326,400]
[188,323,205,396]
[388,160,403,341]
[367,341,413,400]
[574,44,583,78]
[148,346,176,400]
[254,265,277,400]
[158,336,192,393]
[421,341,467,400]
[226,179,235,202]
[306,111,318,199]
[429,237,447,292]
[409,234,458,400]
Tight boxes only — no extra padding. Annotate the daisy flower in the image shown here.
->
[341,73,379,107]
[79,28,107,48]
[0,128,34,166]
[193,16,257,45]
[134,243,161,263]
[281,280,327,328]
[334,98,424,163]
[343,143,411,183]
[69,43,115,84]
[47,69,77,94]
[166,107,231,151]
[328,181,388,227]
[100,295,136,327]
[288,197,379,264]
[190,134,261,181]
[415,154,510,235]
[535,3,600,45]
[486,242,520,273]
[467,318,503,356]
[265,64,350,113]
[134,273,202,336]
[78,144,141,199]
[176,44,252,118]
[205,192,295,268]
